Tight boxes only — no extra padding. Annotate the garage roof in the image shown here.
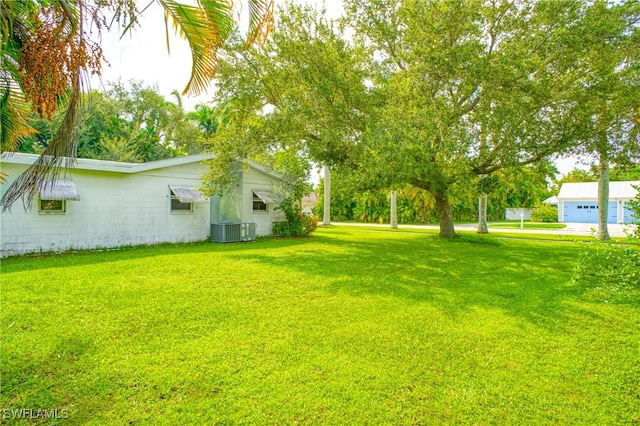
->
[558,181,640,200]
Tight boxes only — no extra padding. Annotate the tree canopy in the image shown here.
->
[205,0,639,237]
[18,80,208,162]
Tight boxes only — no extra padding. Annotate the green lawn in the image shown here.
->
[2,227,639,424]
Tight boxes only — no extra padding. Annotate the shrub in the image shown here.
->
[270,180,319,239]
[273,193,318,239]
[301,214,318,234]
[272,214,317,238]
[572,239,640,302]
[531,205,558,222]
[625,184,640,239]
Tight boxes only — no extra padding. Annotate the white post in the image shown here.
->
[520,211,524,229]
[323,165,331,226]
[390,191,398,229]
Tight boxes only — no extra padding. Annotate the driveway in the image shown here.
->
[331,221,635,238]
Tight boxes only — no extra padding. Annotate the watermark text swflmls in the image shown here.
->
[2,408,69,420]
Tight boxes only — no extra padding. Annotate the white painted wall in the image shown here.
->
[1,155,290,256]
[505,208,533,221]
[557,197,633,223]
[1,161,210,256]
[558,201,564,223]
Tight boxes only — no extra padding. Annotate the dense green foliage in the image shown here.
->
[2,228,639,423]
[531,205,559,223]
[18,80,207,162]
[628,184,640,239]
[314,165,554,224]
[271,213,318,238]
[272,185,318,238]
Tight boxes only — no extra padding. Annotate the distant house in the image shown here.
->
[301,192,319,215]
[505,208,533,221]
[0,153,285,256]
[557,181,639,224]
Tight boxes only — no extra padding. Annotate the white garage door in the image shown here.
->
[563,202,617,224]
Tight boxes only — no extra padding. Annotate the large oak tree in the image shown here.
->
[346,0,640,237]
[204,1,638,238]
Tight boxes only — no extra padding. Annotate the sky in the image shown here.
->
[91,0,343,111]
[91,0,586,176]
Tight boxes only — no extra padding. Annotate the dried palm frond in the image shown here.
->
[0,73,81,212]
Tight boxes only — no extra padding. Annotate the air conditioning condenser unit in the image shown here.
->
[211,222,256,243]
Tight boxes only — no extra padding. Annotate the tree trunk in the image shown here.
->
[477,194,488,234]
[597,158,610,240]
[435,191,457,238]
[390,191,398,229]
[323,165,331,226]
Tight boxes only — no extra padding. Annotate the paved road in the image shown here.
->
[331,221,635,238]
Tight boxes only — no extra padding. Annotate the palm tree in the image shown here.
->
[0,1,38,154]
[0,0,274,210]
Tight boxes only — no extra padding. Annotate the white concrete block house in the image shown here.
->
[0,153,285,256]
[557,181,639,224]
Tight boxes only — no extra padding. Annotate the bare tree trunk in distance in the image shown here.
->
[323,165,331,226]
[435,191,457,238]
[597,158,610,240]
[477,194,488,234]
[390,191,398,229]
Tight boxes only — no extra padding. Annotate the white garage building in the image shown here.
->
[557,181,639,224]
[0,153,285,257]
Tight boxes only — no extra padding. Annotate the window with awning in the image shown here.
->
[38,180,80,214]
[252,189,275,204]
[169,185,204,213]
[38,180,80,201]
[168,185,203,203]
[252,190,274,211]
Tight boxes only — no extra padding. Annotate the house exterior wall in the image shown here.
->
[623,202,636,224]
[558,198,636,224]
[505,208,533,221]
[241,166,286,236]
[557,181,639,224]
[1,162,210,256]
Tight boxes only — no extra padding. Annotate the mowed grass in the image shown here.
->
[1,227,639,424]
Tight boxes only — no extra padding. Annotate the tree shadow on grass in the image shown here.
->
[1,237,313,273]
[2,227,601,330]
[227,231,592,330]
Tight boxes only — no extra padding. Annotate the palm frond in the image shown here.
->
[159,0,232,96]
[0,81,37,152]
[244,0,274,47]
[0,74,81,212]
